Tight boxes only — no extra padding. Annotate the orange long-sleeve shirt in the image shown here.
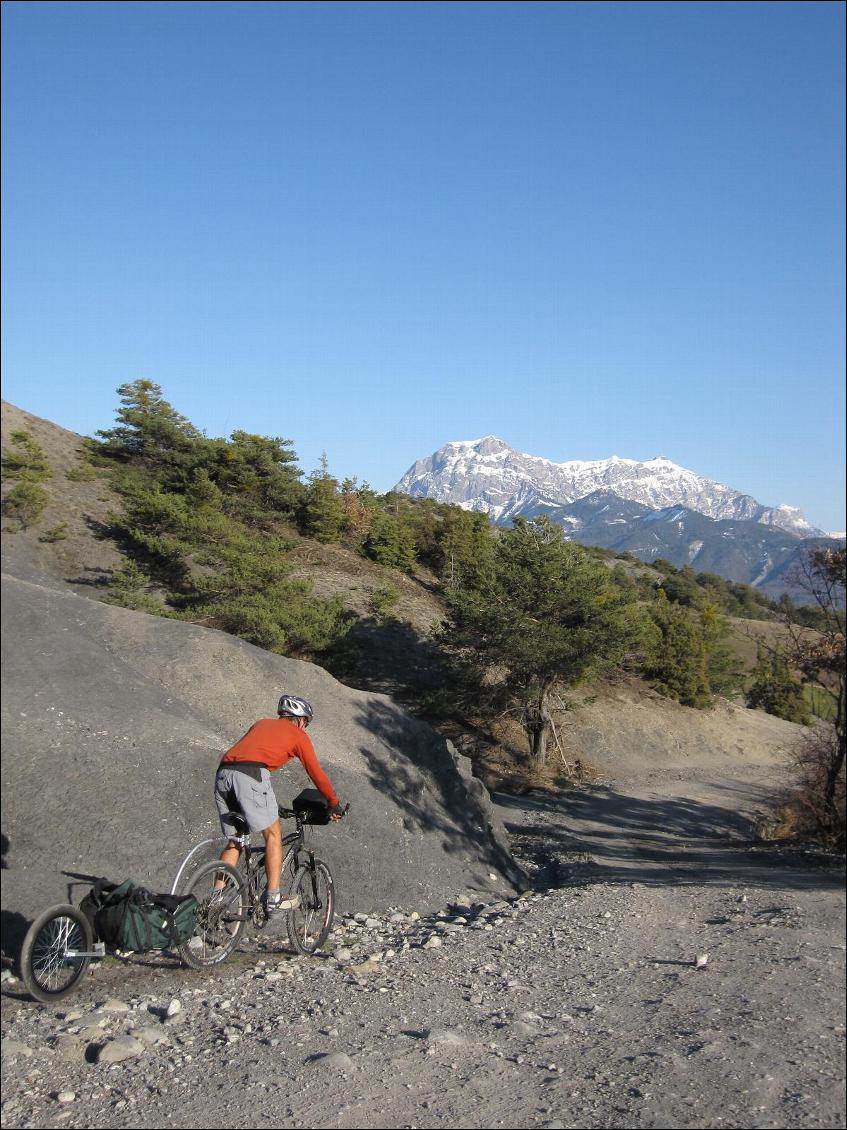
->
[220,718,338,808]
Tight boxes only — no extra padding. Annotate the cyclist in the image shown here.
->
[214,694,344,914]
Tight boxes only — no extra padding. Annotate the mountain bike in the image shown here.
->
[172,791,347,969]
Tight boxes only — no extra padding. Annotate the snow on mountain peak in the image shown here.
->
[394,438,824,539]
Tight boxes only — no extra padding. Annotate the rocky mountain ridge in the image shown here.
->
[395,436,825,537]
[395,438,842,595]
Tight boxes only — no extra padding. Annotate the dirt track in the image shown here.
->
[2,760,844,1130]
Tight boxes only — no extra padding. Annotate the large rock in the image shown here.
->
[1,571,524,956]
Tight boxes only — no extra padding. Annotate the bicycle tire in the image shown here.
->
[286,859,334,955]
[177,861,247,970]
[20,904,93,1004]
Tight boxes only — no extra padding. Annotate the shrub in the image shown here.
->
[644,595,712,708]
[2,481,49,530]
[369,585,400,620]
[66,462,98,482]
[774,726,845,850]
[746,644,811,724]
[39,522,69,543]
[1,430,51,482]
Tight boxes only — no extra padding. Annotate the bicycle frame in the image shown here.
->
[170,807,311,898]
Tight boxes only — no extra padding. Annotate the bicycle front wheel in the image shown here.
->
[178,861,247,970]
[20,904,93,1004]
[287,859,334,955]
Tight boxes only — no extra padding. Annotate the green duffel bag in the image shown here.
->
[81,878,198,952]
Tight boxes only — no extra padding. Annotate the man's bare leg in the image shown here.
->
[262,820,283,893]
[262,821,299,910]
[214,839,242,889]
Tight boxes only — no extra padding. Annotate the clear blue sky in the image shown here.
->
[3,1,845,531]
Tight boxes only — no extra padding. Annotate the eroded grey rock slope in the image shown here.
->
[1,564,523,954]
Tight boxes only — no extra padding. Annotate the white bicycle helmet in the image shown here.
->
[277,694,314,725]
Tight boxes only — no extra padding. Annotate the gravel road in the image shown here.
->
[2,781,844,1130]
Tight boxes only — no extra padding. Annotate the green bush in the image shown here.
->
[104,558,170,614]
[746,645,811,725]
[369,585,400,620]
[644,595,712,708]
[2,481,49,530]
[66,462,98,482]
[1,430,51,482]
[364,510,417,572]
[39,522,69,543]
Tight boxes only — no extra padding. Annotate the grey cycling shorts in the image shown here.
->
[214,765,278,836]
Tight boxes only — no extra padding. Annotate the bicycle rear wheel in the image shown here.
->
[177,861,247,969]
[287,859,334,955]
[20,904,93,1004]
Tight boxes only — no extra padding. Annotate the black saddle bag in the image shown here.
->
[80,878,198,952]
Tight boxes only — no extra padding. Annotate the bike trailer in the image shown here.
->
[292,788,332,825]
[80,879,198,952]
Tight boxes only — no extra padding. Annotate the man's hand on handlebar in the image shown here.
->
[329,802,349,822]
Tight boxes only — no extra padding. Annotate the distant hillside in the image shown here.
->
[395,437,842,600]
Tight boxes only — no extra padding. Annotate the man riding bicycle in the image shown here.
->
[214,694,344,914]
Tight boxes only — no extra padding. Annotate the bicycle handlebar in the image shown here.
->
[276,801,350,821]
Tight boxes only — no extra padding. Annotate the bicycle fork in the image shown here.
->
[304,850,324,909]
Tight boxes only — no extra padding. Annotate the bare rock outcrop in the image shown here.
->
[1,570,524,956]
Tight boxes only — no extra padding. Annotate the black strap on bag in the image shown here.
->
[133,890,195,950]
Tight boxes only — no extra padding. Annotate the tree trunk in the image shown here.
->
[824,692,846,845]
[525,684,553,771]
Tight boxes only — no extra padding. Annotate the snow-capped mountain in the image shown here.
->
[395,436,824,539]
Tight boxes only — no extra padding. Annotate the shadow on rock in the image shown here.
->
[321,617,445,702]
[354,697,528,894]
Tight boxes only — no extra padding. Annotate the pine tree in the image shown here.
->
[438,506,495,587]
[701,603,743,696]
[218,431,304,520]
[303,453,344,543]
[441,516,643,768]
[645,592,712,707]
[746,643,811,724]
[2,431,51,481]
[2,430,52,529]
[364,509,417,571]
[96,380,202,466]
[339,478,376,549]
